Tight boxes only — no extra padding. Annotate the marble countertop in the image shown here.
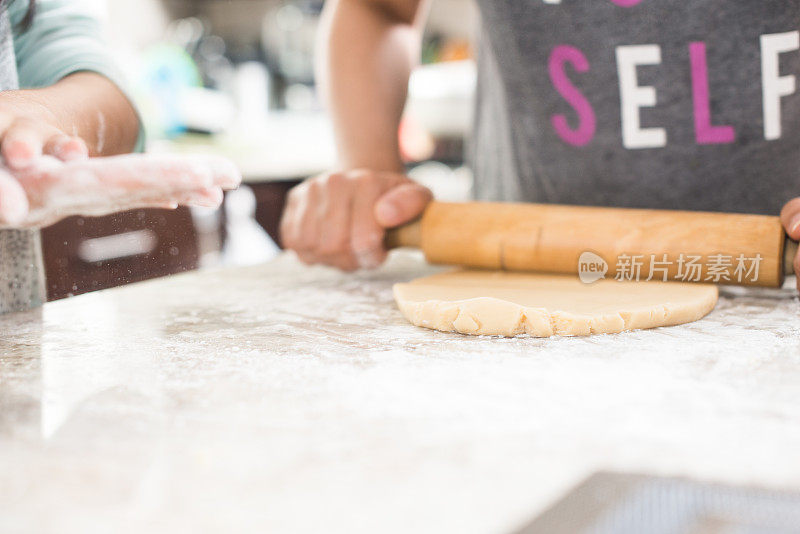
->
[2,251,800,533]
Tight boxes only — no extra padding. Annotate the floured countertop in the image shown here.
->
[1,251,800,533]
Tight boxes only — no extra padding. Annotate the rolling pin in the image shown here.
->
[384,202,800,288]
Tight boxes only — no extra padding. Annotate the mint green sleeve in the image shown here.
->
[9,0,144,152]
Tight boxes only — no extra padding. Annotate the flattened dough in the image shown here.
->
[393,270,718,337]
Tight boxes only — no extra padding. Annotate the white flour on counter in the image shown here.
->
[0,251,799,534]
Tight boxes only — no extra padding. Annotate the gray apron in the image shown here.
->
[470,1,800,216]
[0,10,45,314]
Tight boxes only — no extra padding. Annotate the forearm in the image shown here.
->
[5,72,139,157]
[319,0,427,172]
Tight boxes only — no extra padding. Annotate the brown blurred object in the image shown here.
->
[249,180,301,248]
[41,208,200,301]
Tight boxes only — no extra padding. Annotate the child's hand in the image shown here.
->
[0,94,90,168]
[781,198,800,289]
[0,154,241,228]
[281,170,432,271]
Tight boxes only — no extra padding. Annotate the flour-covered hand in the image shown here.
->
[0,153,241,228]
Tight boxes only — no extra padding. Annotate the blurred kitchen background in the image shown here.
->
[42,0,479,300]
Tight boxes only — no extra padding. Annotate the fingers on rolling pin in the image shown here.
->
[351,175,387,270]
[314,174,358,271]
[374,182,432,229]
[781,197,800,240]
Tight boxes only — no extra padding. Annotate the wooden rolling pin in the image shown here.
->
[385,202,800,288]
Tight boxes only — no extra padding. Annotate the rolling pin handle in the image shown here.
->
[385,220,423,250]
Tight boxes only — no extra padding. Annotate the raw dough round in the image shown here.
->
[393,270,719,337]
